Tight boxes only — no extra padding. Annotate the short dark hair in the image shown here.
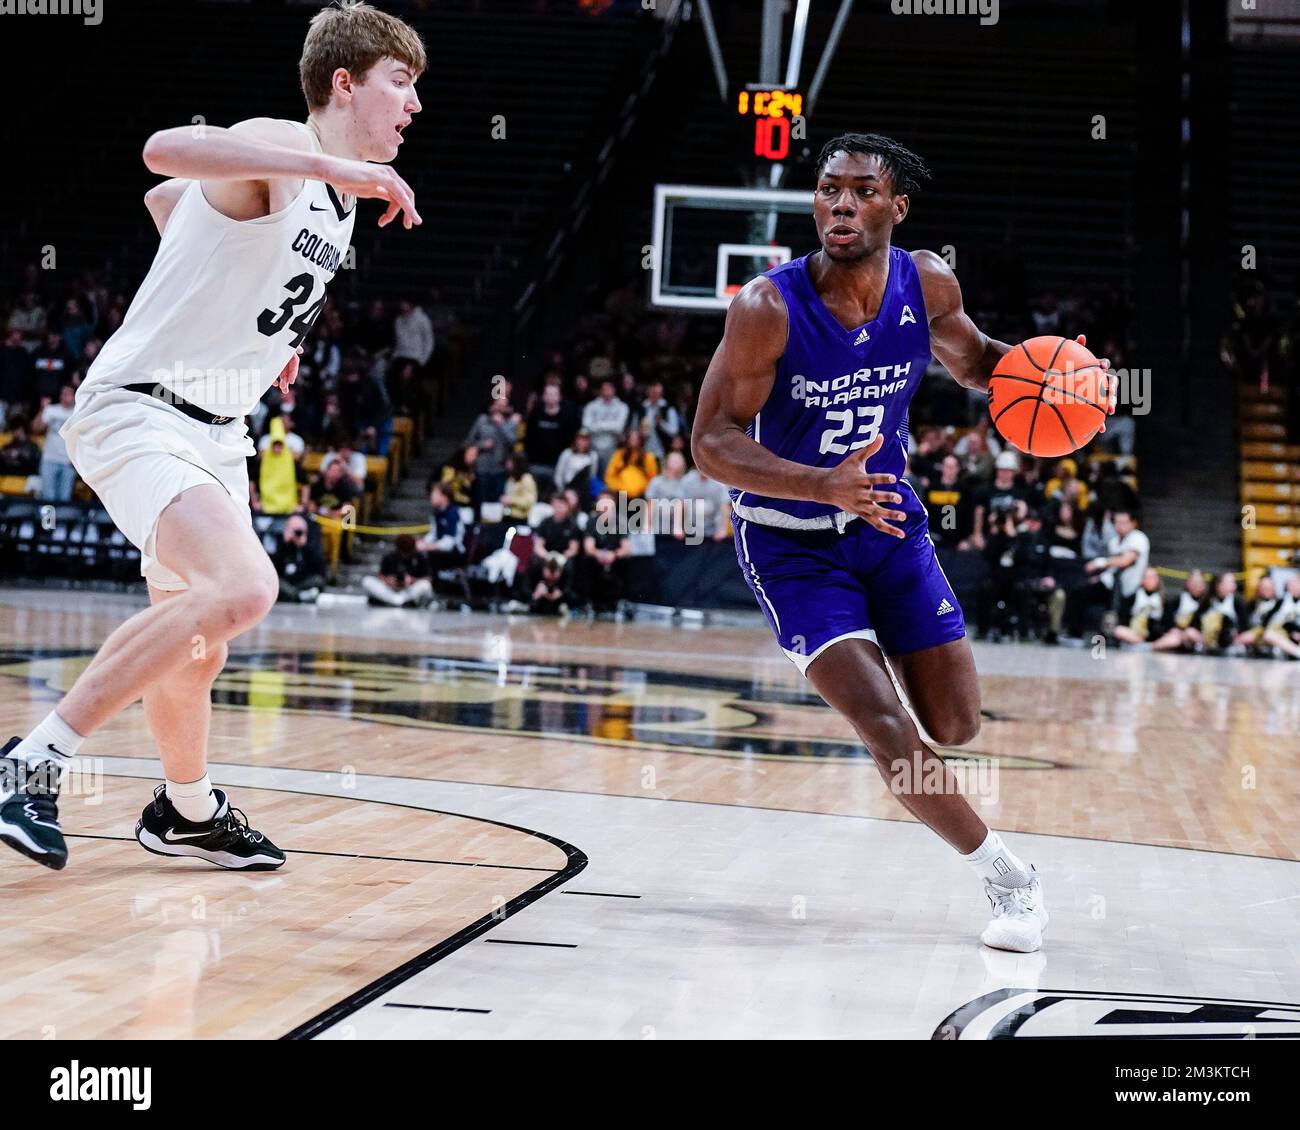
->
[814,133,931,197]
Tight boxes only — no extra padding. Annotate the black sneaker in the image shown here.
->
[0,736,68,870]
[135,785,286,871]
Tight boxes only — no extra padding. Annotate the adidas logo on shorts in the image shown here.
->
[936,599,955,616]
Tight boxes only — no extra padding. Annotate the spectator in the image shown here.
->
[437,445,477,509]
[311,392,348,450]
[909,425,950,489]
[555,429,597,497]
[1256,573,1300,658]
[32,331,73,403]
[581,490,630,612]
[388,358,424,422]
[251,416,306,516]
[534,491,582,561]
[604,428,659,499]
[392,297,434,375]
[679,463,732,542]
[639,379,680,461]
[925,454,974,550]
[416,482,466,573]
[1045,457,1090,513]
[968,451,1025,552]
[645,451,690,538]
[340,363,392,455]
[524,382,578,479]
[1196,572,1249,651]
[257,411,305,459]
[6,292,46,348]
[1112,567,1165,646]
[501,452,538,521]
[272,514,327,603]
[59,298,93,360]
[1230,575,1300,657]
[581,379,629,472]
[1080,502,1115,561]
[526,551,573,616]
[362,534,434,608]
[465,399,516,511]
[954,418,1002,462]
[308,458,358,519]
[956,426,995,482]
[0,418,41,477]
[321,440,367,492]
[1040,500,1086,643]
[0,328,35,422]
[33,384,77,501]
[1065,509,1149,639]
[1152,570,1210,652]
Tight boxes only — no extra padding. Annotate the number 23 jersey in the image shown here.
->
[81,120,355,419]
[729,245,932,532]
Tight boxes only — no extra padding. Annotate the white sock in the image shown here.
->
[963,830,1031,888]
[15,710,85,767]
[166,774,218,823]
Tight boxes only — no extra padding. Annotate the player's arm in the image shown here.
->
[143,178,190,235]
[915,249,1116,418]
[912,249,1012,394]
[142,118,421,228]
[692,278,908,536]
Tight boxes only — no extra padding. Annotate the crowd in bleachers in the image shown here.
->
[0,262,461,596]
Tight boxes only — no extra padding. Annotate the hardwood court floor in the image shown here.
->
[1,589,1298,1039]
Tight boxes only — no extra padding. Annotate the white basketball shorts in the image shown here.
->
[62,388,255,590]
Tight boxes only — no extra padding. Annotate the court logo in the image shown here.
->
[49,1062,151,1110]
[933,988,1300,1040]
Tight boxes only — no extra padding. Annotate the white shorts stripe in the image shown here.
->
[739,520,782,636]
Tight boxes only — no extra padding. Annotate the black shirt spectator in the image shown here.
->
[924,455,973,549]
[379,547,432,585]
[0,420,41,476]
[525,387,578,472]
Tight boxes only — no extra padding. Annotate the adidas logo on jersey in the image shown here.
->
[853,328,870,345]
[936,598,955,616]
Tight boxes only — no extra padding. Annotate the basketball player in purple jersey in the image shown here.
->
[694,134,1112,952]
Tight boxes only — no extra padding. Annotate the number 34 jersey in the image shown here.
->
[729,245,933,533]
[81,120,355,419]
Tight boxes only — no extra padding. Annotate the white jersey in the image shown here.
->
[81,121,356,419]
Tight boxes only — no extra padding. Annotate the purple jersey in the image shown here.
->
[730,245,932,531]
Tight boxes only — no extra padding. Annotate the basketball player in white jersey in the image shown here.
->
[0,1,425,871]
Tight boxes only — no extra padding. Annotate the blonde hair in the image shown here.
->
[299,1,426,111]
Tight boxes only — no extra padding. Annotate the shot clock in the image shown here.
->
[734,85,804,162]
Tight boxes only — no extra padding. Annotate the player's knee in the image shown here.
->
[927,709,981,747]
[851,708,913,763]
[177,639,228,686]
[212,571,278,631]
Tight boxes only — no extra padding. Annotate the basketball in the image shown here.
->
[987,336,1109,457]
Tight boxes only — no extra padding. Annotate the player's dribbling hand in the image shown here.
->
[276,346,304,395]
[1074,334,1117,431]
[818,434,908,539]
[319,156,423,229]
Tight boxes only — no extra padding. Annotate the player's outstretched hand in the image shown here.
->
[1074,334,1117,431]
[818,434,907,539]
[276,346,304,395]
[319,156,423,230]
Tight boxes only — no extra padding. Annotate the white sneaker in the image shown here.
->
[980,868,1048,952]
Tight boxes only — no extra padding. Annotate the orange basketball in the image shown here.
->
[987,336,1108,458]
